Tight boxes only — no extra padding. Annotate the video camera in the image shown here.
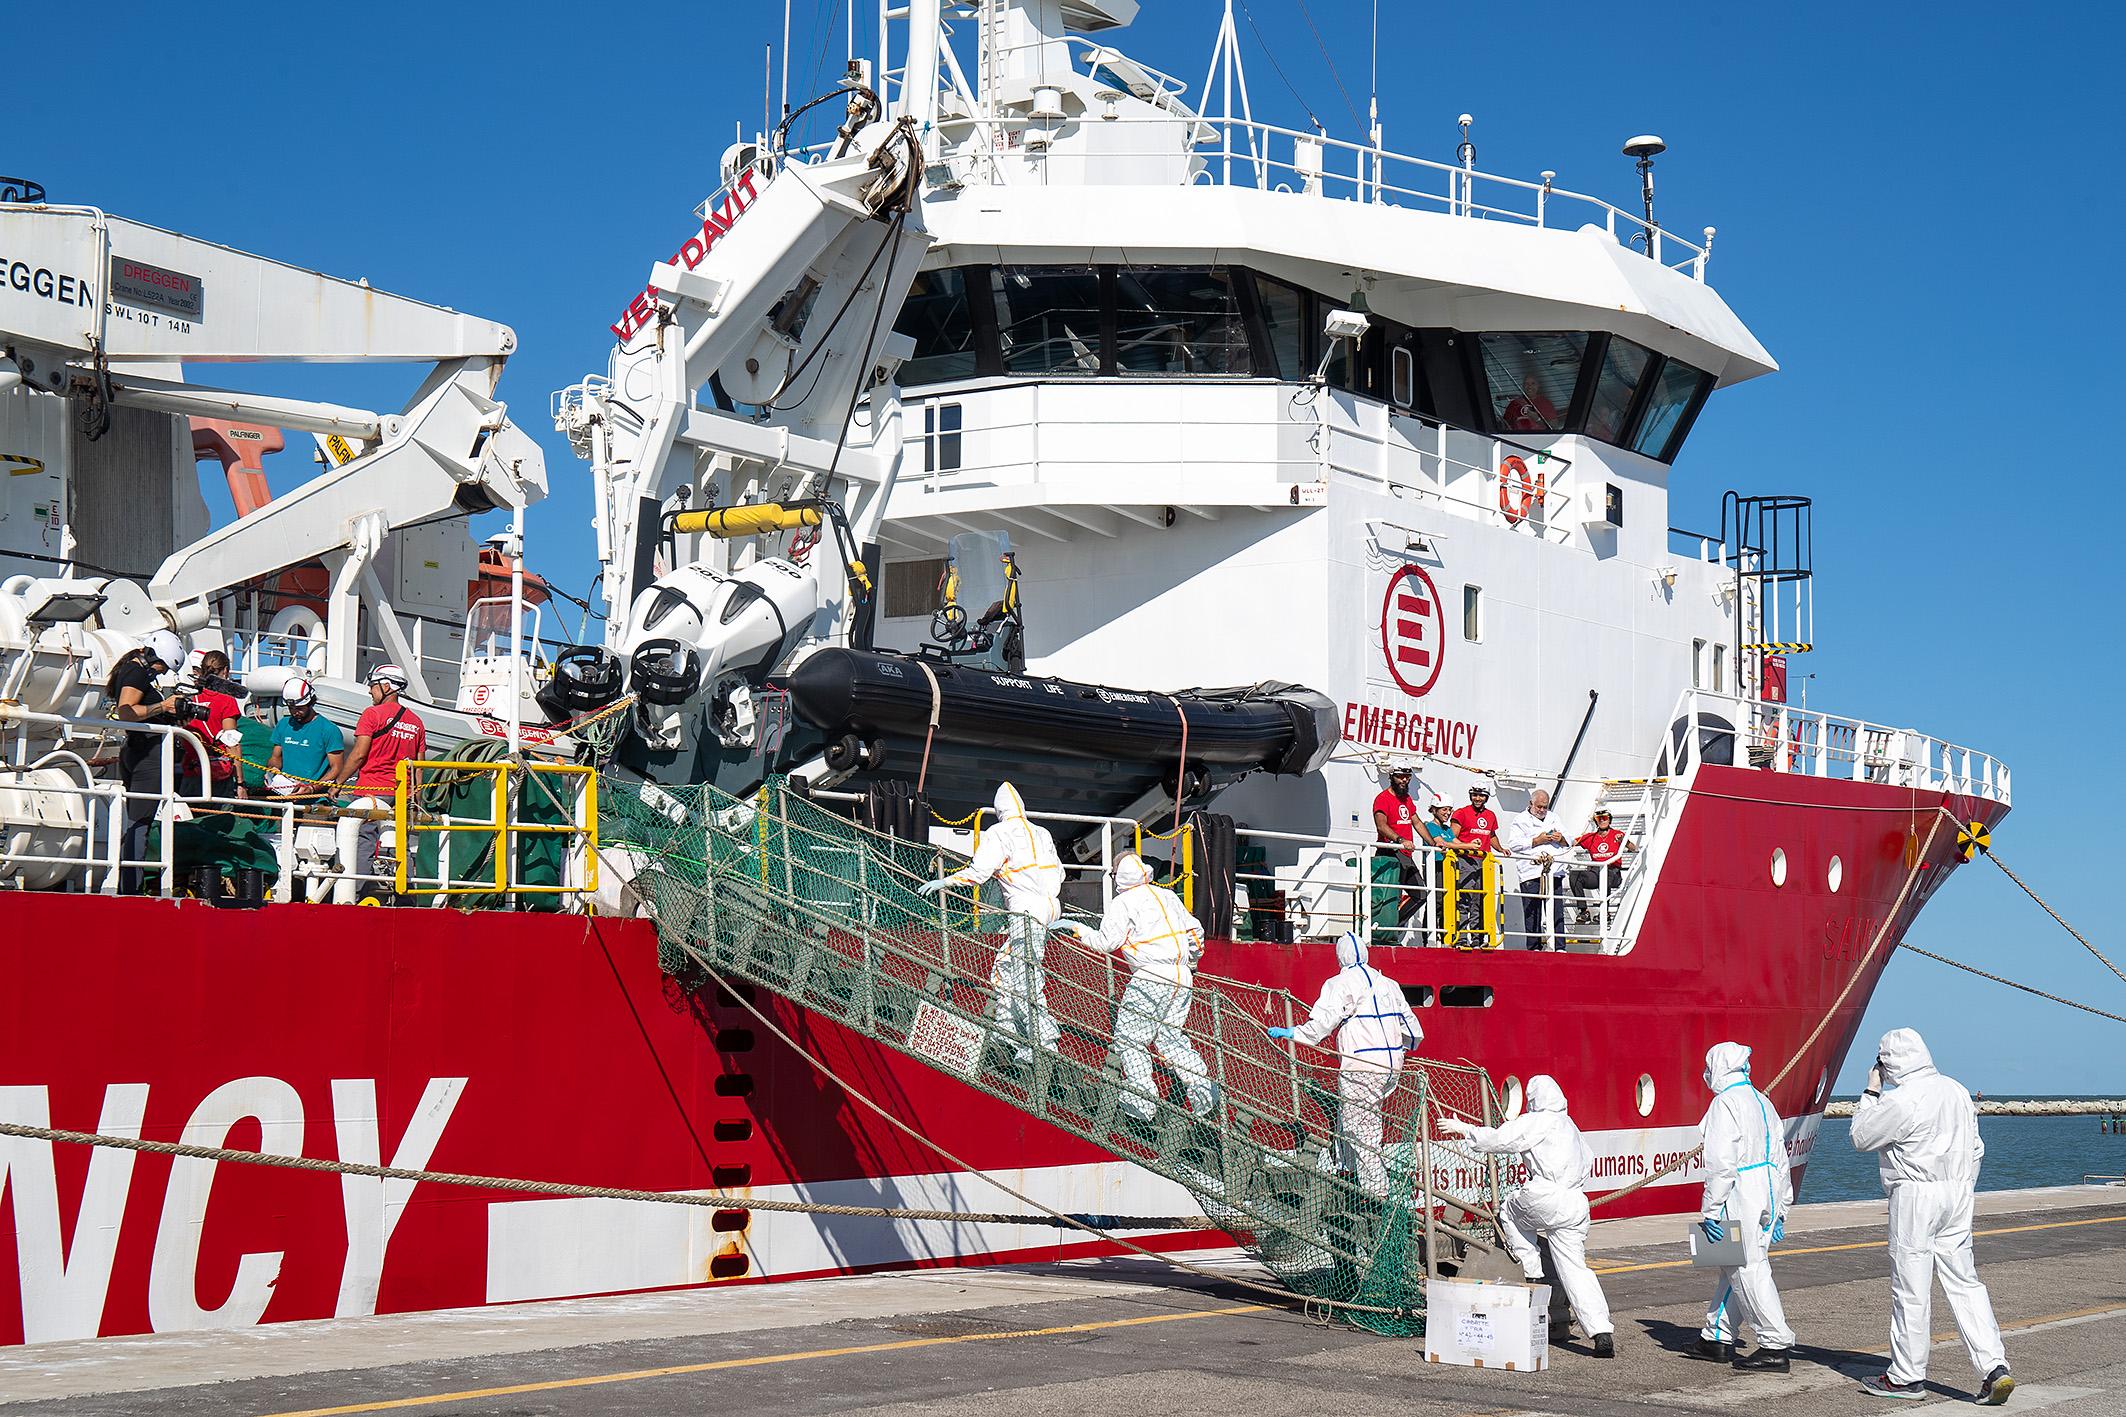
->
[170,673,249,722]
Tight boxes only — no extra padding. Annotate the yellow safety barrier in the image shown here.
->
[1133,820,1197,913]
[1443,846,1500,951]
[393,759,599,897]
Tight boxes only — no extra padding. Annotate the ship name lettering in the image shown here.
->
[0,1076,468,1341]
[1341,700,1478,761]
[609,168,761,343]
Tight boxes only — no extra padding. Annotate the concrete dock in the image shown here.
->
[4,1184,2123,1415]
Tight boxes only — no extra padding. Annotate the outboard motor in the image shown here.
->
[619,556,830,750]
[536,645,625,720]
[628,638,702,751]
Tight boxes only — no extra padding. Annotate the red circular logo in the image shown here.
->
[1380,565,1446,699]
[470,683,492,707]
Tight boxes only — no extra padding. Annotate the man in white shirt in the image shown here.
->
[1502,790,1571,950]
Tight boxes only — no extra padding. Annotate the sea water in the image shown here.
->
[1801,1113,2126,1204]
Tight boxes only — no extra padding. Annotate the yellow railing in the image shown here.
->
[1443,846,1500,950]
[1133,819,1197,913]
[393,760,599,897]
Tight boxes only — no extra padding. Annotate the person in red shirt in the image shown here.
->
[189,650,244,794]
[1371,764,1421,938]
[1570,807,1633,926]
[1448,784,1500,940]
[333,663,427,900]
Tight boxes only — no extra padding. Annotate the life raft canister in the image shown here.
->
[1498,454,1545,525]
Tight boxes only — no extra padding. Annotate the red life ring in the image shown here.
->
[1497,455,1545,525]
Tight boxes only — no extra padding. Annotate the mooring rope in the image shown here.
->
[1941,806,2126,990]
[1585,810,1947,1210]
[0,1120,1212,1232]
[1897,941,2126,1026]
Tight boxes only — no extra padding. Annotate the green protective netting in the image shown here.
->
[603,776,1515,1335]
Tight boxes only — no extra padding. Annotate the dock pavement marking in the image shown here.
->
[260,1303,1271,1417]
[1590,1211,2126,1276]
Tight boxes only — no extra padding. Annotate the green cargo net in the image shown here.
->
[604,776,1515,1335]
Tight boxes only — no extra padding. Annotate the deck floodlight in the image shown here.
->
[22,581,106,625]
[1624,135,1665,244]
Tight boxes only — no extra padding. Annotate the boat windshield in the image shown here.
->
[945,530,1014,620]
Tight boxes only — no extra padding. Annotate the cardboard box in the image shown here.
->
[1422,1277,1552,1371]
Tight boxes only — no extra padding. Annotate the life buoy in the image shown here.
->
[1498,455,1545,525]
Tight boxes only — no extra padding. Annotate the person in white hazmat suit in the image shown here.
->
[919,782,1062,1062]
[1064,851,1217,1121]
[1439,1075,1616,1358]
[1268,932,1423,1194]
[1849,1028,2013,1405]
[1686,1041,1795,1371]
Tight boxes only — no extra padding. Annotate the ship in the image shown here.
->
[0,1,2009,1345]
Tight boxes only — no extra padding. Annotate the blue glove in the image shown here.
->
[1266,1026,1294,1040]
[1700,1216,1723,1243]
[1770,1214,1786,1244]
[916,876,955,898]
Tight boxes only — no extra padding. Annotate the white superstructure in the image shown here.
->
[841,0,1770,836]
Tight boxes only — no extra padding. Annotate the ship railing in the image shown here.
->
[1666,688,2011,806]
[916,109,1713,281]
[811,788,1187,919]
[896,380,1572,540]
[0,707,600,902]
[0,708,401,899]
[1231,823,1636,954]
[390,758,599,900]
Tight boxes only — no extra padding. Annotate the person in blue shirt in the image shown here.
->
[267,677,344,797]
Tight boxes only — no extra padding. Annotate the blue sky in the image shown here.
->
[17,2,2120,1093]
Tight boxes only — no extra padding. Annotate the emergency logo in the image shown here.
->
[1379,564,1445,699]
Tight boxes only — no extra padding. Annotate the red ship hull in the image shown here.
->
[0,767,2000,1343]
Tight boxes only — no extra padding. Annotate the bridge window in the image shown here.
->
[896,267,982,386]
[1478,332,1586,434]
[1585,336,1654,444]
[1632,356,1712,460]
[1114,267,1252,375]
[1251,276,1307,380]
[994,266,1107,375]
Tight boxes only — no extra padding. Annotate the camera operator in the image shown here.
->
[187,649,245,795]
[107,630,199,894]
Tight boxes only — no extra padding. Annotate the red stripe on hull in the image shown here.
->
[0,766,2002,1340]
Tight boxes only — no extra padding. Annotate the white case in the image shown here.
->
[1422,1277,1552,1371]
[1688,1218,1748,1267]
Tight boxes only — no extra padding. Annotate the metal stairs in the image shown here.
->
[605,777,1512,1334]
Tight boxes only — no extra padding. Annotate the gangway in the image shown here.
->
[605,776,1516,1334]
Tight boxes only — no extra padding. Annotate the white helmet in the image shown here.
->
[367,663,410,690]
[142,629,184,670]
[282,676,317,709]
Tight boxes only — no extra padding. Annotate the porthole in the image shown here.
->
[1827,856,1843,893]
[1770,847,1788,887]
[1635,1073,1656,1118]
[1501,1075,1524,1118]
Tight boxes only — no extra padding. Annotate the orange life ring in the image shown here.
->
[1498,455,1545,525]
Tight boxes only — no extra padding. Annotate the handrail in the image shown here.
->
[1666,688,2011,806]
[392,759,599,898]
[918,112,1713,280]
